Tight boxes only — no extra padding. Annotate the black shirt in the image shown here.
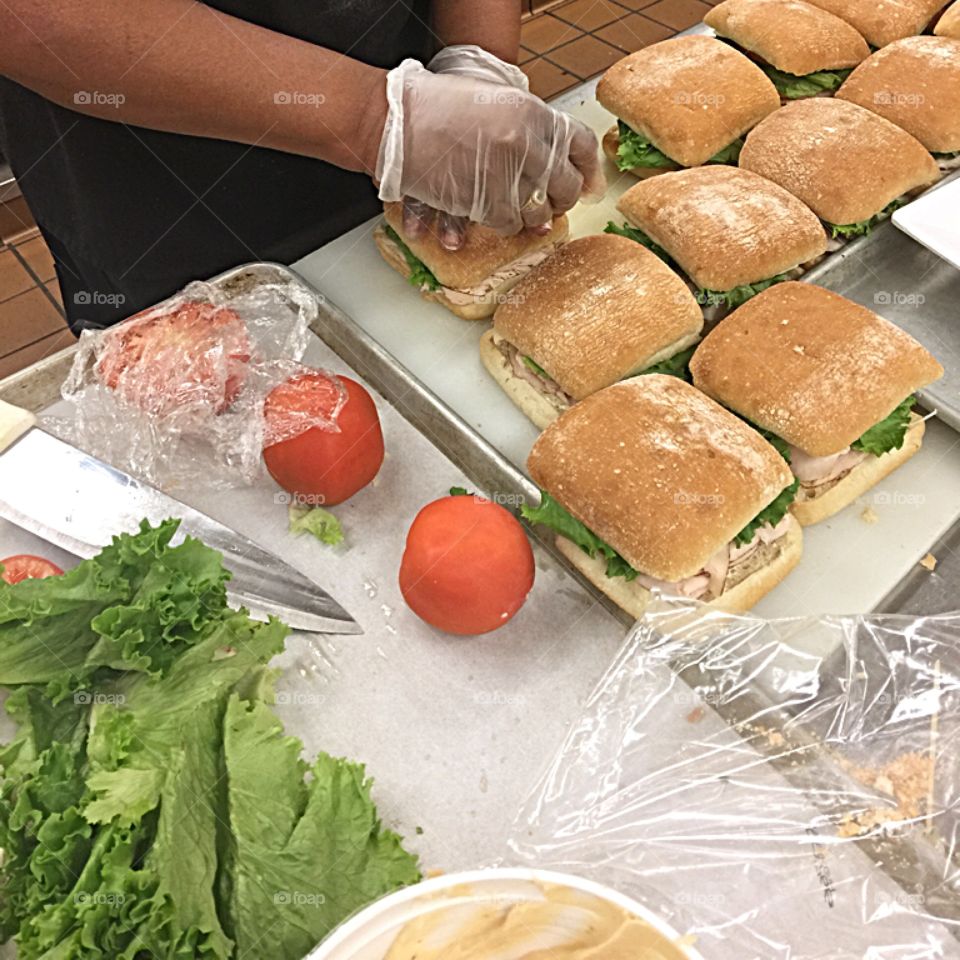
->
[0,0,431,290]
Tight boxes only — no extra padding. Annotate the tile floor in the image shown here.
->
[0,204,73,381]
[0,0,714,377]
[520,0,718,98]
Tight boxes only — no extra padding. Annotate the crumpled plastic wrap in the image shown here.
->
[51,275,345,491]
[506,605,960,959]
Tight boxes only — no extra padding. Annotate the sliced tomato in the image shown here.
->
[96,300,251,416]
[1,554,64,585]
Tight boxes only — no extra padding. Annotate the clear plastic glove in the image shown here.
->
[376,60,605,240]
[427,44,529,90]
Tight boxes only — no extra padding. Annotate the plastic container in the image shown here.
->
[308,867,704,959]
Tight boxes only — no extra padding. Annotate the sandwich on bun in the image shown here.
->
[705,0,870,99]
[608,165,827,319]
[480,234,703,428]
[596,35,780,178]
[374,202,569,321]
[805,0,949,48]
[522,375,803,617]
[935,0,960,37]
[690,282,944,525]
[739,97,940,239]
[837,37,960,169]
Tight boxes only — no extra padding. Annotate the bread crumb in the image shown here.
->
[920,553,938,571]
[836,752,934,838]
[860,506,879,525]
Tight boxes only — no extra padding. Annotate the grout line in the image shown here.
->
[0,325,69,363]
[8,241,66,318]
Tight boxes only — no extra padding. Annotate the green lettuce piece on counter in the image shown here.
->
[0,519,230,691]
[604,221,675,267]
[384,224,441,291]
[762,65,852,99]
[829,197,909,239]
[639,345,697,381]
[698,273,791,310]
[853,395,916,456]
[734,479,799,547]
[220,695,421,958]
[0,520,419,959]
[522,492,639,581]
[288,504,344,546]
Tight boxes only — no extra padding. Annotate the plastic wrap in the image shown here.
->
[52,275,346,491]
[506,605,960,959]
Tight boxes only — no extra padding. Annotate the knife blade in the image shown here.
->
[0,401,360,635]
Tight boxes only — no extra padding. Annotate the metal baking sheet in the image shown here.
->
[1,264,956,950]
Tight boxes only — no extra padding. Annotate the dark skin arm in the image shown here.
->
[431,0,522,63]
[0,0,391,173]
[0,0,523,176]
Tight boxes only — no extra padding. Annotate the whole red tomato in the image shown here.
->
[263,373,384,506]
[96,301,251,416]
[399,494,535,636]
[1,554,64,585]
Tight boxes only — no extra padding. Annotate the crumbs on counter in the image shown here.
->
[860,506,879,525]
[920,553,938,572]
[836,752,935,838]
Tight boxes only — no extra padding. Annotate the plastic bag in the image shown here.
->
[51,275,345,492]
[506,604,960,959]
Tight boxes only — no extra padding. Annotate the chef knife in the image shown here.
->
[0,399,361,635]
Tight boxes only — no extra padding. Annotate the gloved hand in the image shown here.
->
[408,45,534,249]
[427,44,529,90]
[376,60,604,249]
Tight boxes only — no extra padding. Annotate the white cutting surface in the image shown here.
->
[294,79,960,618]
[893,176,960,271]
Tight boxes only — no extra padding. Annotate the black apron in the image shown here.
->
[0,0,432,330]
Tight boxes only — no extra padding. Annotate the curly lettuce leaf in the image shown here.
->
[763,65,852,99]
[288,505,344,546]
[384,224,441,291]
[698,273,791,310]
[735,479,799,547]
[0,519,230,689]
[0,519,418,959]
[220,695,421,958]
[522,491,639,581]
[853,395,915,456]
[616,121,741,169]
[708,138,744,164]
[615,120,676,171]
[639,345,697,381]
[604,221,676,267]
[829,197,909,239]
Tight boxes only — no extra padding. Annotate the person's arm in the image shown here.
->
[0,0,388,173]
[431,0,522,63]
